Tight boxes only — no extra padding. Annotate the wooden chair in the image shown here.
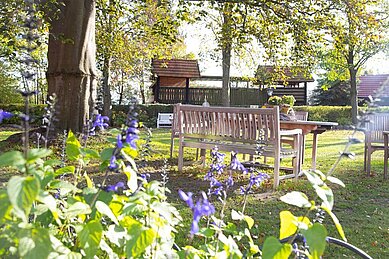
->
[364,113,389,176]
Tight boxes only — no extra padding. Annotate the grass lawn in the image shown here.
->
[0,128,388,258]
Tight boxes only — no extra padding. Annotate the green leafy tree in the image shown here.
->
[311,79,351,106]
[320,0,389,124]
[0,63,23,103]
[183,0,331,106]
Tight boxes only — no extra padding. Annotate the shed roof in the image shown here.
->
[256,65,314,83]
[357,74,389,98]
[151,59,200,78]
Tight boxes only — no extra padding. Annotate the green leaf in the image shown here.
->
[262,236,292,259]
[66,130,81,161]
[96,201,118,225]
[18,228,53,259]
[7,176,40,221]
[65,202,92,218]
[279,211,297,240]
[0,150,25,168]
[313,185,334,210]
[55,166,76,176]
[0,190,11,222]
[27,148,52,162]
[78,220,103,259]
[244,215,255,229]
[320,205,347,241]
[303,170,324,185]
[37,191,61,225]
[280,191,312,208]
[301,223,327,259]
[326,176,345,187]
[123,166,138,192]
[125,220,156,257]
[100,148,115,161]
[49,180,80,195]
[81,148,100,159]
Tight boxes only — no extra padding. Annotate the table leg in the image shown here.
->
[384,133,389,179]
[312,132,318,170]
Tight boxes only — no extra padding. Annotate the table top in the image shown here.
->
[281,120,338,127]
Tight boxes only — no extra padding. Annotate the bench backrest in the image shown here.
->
[365,113,389,143]
[176,104,280,145]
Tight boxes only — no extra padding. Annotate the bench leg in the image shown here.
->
[293,134,301,180]
[170,136,174,159]
[178,139,184,172]
[273,156,280,190]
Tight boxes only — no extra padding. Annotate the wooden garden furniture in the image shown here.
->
[173,104,302,189]
[364,113,389,177]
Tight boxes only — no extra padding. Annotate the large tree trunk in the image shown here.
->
[221,4,232,107]
[221,44,231,107]
[102,56,112,117]
[349,67,358,125]
[47,0,97,132]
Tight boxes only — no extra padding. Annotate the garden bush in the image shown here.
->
[2,103,389,128]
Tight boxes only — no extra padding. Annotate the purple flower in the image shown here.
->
[126,133,138,149]
[0,110,13,123]
[230,152,247,173]
[225,175,234,188]
[116,134,123,149]
[178,191,215,235]
[210,163,225,175]
[108,156,119,171]
[241,171,269,194]
[125,119,139,149]
[211,147,225,163]
[91,114,109,133]
[140,173,150,181]
[208,177,223,196]
[178,190,194,208]
[105,181,125,192]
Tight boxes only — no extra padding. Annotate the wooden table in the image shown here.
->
[281,120,338,170]
[384,131,389,179]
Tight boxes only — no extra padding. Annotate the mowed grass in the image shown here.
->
[148,129,389,258]
[0,128,388,258]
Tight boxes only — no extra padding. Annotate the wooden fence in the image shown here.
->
[157,87,307,106]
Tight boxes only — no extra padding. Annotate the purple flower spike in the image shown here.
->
[108,156,119,171]
[92,114,109,132]
[178,190,194,209]
[230,152,247,173]
[105,181,125,192]
[116,134,123,149]
[226,176,234,188]
[0,110,13,123]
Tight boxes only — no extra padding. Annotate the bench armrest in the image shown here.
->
[280,129,302,136]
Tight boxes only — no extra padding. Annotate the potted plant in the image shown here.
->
[281,95,296,114]
[267,96,282,106]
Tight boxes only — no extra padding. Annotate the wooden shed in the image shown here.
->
[256,66,314,105]
[151,59,200,103]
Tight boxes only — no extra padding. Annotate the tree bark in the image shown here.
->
[221,4,232,107]
[102,56,112,117]
[221,43,231,107]
[349,67,358,125]
[47,0,97,132]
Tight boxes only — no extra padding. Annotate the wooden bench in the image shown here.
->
[174,104,303,189]
[157,113,173,128]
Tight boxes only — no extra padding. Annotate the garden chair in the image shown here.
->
[364,113,389,177]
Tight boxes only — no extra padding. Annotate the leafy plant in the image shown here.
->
[281,95,296,107]
[268,96,283,105]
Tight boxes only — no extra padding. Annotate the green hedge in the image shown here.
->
[0,104,46,125]
[2,103,389,128]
